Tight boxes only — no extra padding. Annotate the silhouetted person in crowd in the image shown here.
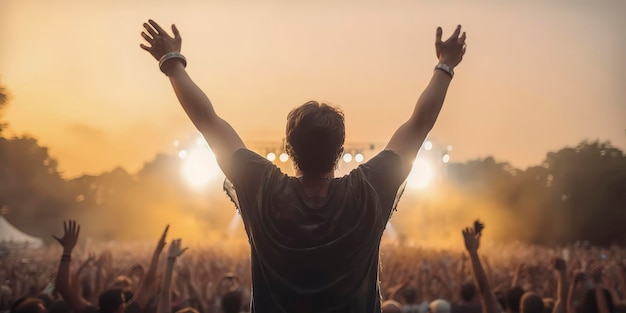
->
[98,289,125,313]
[520,292,544,313]
[221,290,243,313]
[140,18,466,313]
[452,282,482,313]
[381,300,403,313]
[507,287,525,313]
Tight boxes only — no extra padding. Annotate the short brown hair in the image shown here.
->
[285,101,345,175]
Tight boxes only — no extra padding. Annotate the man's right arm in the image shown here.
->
[140,20,245,180]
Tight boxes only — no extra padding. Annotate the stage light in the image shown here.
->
[442,154,450,163]
[424,141,433,151]
[279,153,289,162]
[182,147,220,188]
[343,153,353,163]
[178,150,188,159]
[355,153,364,163]
[266,152,276,161]
[196,137,207,147]
[406,158,433,189]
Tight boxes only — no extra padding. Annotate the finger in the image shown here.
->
[140,44,151,51]
[179,248,189,256]
[52,235,61,243]
[141,32,154,43]
[172,24,180,40]
[448,25,461,41]
[149,20,167,36]
[458,32,466,44]
[143,23,158,39]
[435,27,443,43]
[160,225,170,241]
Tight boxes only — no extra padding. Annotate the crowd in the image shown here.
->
[1,220,624,313]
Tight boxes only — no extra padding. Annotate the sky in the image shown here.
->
[1,0,625,178]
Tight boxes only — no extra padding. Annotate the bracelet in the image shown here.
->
[61,254,71,262]
[159,52,187,75]
[434,63,454,78]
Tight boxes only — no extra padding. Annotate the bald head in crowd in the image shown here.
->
[381,300,402,313]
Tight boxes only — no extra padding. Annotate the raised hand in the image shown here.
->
[52,220,80,254]
[167,239,188,260]
[154,225,170,257]
[140,20,182,61]
[462,226,481,254]
[435,25,467,68]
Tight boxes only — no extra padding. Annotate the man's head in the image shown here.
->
[98,289,125,313]
[285,101,345,175]
[429,299,451,313]
[506,287,525,313]
[520,292,544,313]
[460,282,477,303]
[221,290,243,313]
[381,300,402,313]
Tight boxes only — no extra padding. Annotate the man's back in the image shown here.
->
[225,149,407,313]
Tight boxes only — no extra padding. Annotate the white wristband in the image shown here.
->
[434,63,454,78]
[159,52,187,74]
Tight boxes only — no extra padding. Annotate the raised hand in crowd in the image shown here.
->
[52,220,91,313]
[157,239,187,313]
[462,220,500,313]
[551,257,568,313]
[134,225,169,311]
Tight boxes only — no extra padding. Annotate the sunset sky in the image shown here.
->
[1,0,624,178]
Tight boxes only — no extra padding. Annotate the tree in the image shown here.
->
[0,84,9,134]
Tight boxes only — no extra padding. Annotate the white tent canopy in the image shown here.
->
[0,216,43,248]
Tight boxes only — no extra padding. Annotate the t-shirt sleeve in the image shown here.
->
[222,148,281,214]
[224,148,277,189]
[357,150,411,215]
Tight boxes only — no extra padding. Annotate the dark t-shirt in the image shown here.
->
[224,149,408,313]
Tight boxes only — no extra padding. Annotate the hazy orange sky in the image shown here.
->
[1,0,624,178]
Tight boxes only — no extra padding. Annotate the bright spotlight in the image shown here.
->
[182,147,220,188]
[279,153,289,162]
[196,137,207,147]
[406,158,433,189]
[442,154,450,163]
[343,153,352,163]
[424,141,433,151]
[178,150,187,159]
[266,152,276,161]
[355,153,364,163]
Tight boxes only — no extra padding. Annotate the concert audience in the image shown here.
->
[0,219,624,313]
